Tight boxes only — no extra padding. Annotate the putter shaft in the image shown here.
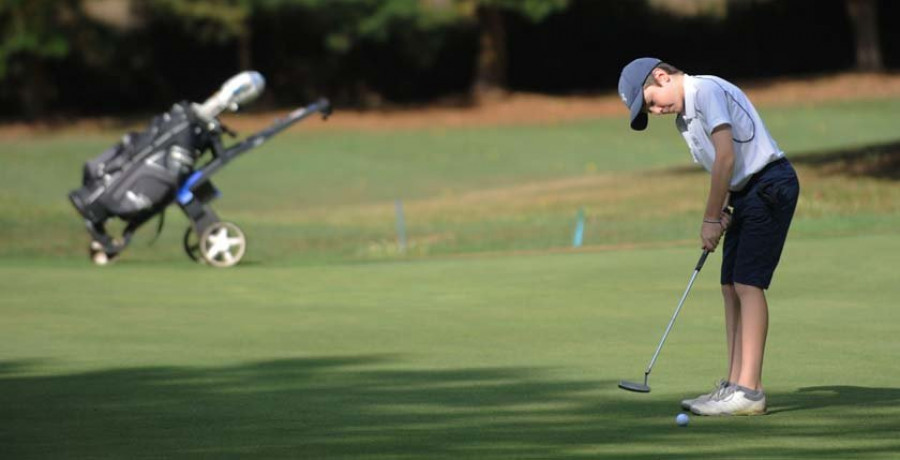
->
[643,250,709,376]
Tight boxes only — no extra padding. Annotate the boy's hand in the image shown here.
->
[701,220,725,252]
[719,209,732,230]
[700,208,732,251]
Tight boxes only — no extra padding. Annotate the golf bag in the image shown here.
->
[68,71,332,267]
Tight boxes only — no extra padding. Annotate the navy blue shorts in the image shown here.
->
[721,158,799,289]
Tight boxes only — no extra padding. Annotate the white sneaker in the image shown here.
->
[680,380,730,410]
[690,386,767,416]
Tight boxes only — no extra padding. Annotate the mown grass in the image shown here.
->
[2,95,900,458]
[2,97,900,262]
[1,234,899,458]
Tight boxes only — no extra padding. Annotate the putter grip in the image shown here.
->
[695,250,710,271]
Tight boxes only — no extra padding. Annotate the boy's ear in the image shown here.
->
[651,68,670,85]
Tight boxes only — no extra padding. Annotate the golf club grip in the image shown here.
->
[695,250,710,271]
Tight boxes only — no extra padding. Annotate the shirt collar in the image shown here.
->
[682,74,697,120]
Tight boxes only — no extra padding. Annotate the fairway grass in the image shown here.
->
[3,97,900,262]
[2,95,900,458]
[2,233,900,458]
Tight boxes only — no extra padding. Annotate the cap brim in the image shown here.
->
[629,96,648,131]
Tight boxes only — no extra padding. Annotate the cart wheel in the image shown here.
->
[89,241,114,266]
[182,227,204,263]
[91,249,109,266]
[198,222,246,268]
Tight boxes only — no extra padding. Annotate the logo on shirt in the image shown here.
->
[620,92,628,104]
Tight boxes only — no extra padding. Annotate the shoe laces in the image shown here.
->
[710,380,735,401]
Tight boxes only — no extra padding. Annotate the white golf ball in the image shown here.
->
[676,413,690,427]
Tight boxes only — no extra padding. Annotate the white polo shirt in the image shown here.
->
[676,75,783,191]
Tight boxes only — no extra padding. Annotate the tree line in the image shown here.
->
[0,0,893,120]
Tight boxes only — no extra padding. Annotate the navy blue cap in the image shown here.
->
[618,57,661,131]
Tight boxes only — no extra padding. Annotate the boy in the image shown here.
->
[617,58,799,416]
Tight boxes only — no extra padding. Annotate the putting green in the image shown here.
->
[1,233,898,458]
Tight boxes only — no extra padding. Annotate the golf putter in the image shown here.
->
[619,250,710,393]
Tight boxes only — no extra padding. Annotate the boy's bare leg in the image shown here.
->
[734,283,769,391]
[722,284,742,384]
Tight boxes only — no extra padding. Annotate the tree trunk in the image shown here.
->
[19,58,51,120]
[846,0,883,72]
[237,22,253,70]
[472,5,507,97]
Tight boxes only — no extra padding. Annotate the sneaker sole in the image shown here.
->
[731,407,767,416]
[691,407,767,416]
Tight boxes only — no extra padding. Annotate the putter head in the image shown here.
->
[618,380,651,393]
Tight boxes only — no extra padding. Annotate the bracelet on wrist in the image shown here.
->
[703,219,720,224]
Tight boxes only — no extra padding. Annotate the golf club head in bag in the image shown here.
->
[193,71,266,121]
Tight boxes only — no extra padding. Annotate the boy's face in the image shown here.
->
[642,69,683,116]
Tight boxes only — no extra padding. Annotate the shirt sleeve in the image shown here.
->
[696,81,732,135]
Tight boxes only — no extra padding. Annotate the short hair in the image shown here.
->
[643,62,683,88]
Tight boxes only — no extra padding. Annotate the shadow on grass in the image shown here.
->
[661,140,900,180]
[1,357,898,459]
[789,140,900,180]
[771,386,900,414]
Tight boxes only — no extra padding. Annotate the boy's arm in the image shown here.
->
[701,124,735,251]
